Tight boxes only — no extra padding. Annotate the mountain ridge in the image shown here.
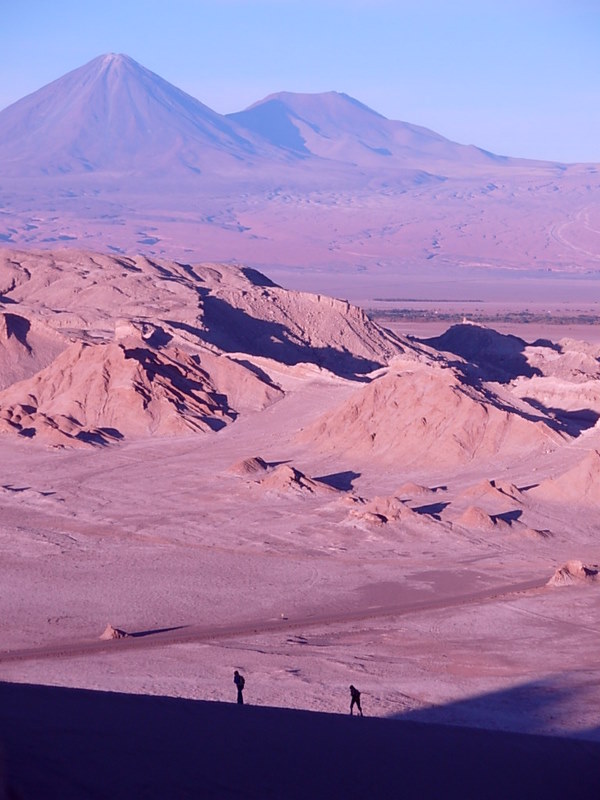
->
[228,89,517,169]
[0,52,548,178]
[0,53,286,177]
[0,53,598,285]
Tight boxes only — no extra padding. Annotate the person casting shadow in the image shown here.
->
[350,684,363,716]
[234,670,245,705]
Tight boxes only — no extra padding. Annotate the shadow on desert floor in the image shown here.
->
[314,470,361,491]
[129,624,189,638]
[1,680,600,799]
[396,673,600,743]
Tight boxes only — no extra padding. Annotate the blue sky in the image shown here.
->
[2,0,599,162]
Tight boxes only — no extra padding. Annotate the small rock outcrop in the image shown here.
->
[100,624,129,640]
[259,464,335,495]
[547,560,599,587]
[228,456,269,476]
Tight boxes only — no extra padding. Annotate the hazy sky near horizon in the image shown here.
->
[2,0,598,162]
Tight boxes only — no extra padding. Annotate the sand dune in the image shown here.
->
[3,681,600,800]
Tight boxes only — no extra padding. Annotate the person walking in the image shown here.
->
[349,684,363,716]
[234,670,245,705]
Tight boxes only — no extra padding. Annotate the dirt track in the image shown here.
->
[0,576,547,665]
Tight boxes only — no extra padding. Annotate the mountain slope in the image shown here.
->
[0,55,536,180]
[0,248,423,445]
[0,338,283,446]
[0,312,66,390]
[300,359,566,467]
[228,90,518,170]
[0,249,413,378]
[0,54,279,177]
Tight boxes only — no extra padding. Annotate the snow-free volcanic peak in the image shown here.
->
[0,52,529,181]
[0,53,598,283]
[228,89,511,168]
[0,52,268,177]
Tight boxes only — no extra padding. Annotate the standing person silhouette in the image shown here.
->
[234,670,245,705]
[349,684,363,716]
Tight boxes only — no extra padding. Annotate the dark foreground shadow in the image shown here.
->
[1,681,600,799]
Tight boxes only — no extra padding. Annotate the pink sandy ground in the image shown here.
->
[2,316,600,797]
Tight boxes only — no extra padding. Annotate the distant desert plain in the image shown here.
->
[2,54,600,798]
